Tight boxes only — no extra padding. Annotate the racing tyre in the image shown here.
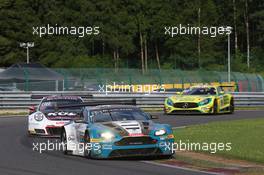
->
[84,131,91,158]
[229,98,235,114]
[163,107,168,115]
[61,129,69,155]
[160,154,174,159]
[27,131,35,137]
[212,100,218,114]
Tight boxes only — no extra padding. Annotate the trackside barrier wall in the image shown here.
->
[0,91,263,109]
[0,68,263,92]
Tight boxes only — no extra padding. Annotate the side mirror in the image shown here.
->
[28,106,36,115]
[150,115,159,119]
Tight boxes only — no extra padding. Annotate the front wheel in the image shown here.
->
[61,129,69,155]
[27,131,34,137]
[83,131,91,158]
[160,154,174,159]
[229,98,235,114]
[163,106,168,115]
[212,100,218,114]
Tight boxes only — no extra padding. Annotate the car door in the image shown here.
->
[217,87,225,109]
[217,87,230,109]
[223,94,230,107]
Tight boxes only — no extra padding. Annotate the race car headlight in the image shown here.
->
[100,132,114,141]
[166,98,174,106]
[34,112,44,121]
[155,129,166,136]
[198,98,212,106]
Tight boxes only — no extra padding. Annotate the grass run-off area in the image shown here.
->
[173,118,264,164]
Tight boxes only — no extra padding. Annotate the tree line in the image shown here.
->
[0,0,263,73]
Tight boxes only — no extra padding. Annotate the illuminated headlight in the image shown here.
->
[166,98,174,106]
[34,112,44,121]
[100,132,114,141]
[155,129,166,136]
[198,98,212,106]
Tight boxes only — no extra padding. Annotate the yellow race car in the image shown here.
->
[164,85,234,114]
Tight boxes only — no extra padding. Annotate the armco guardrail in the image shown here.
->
[0,91,264,109]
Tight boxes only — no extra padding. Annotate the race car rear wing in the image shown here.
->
[31,94,93,99]
[57,99,137,109]
[219,85,236,92]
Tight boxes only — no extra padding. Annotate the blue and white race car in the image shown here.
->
[60,101,175,159]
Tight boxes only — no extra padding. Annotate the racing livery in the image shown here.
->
[164,85,234,114]
[28,95,83,136]
[61,103,174,159]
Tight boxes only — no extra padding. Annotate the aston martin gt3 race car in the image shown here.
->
[164,85,234,114]
[60,100,174,159]
[28,95,84,136]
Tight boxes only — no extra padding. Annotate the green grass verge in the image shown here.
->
[173,118,264,164]
[0,112,27,116]
[235,106,264,110]
[0,109,28,116]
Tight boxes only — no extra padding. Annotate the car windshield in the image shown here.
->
[39,99,82,112]
[182,87,217,95]
[91,108,150,123]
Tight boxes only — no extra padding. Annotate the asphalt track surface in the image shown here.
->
[0,110,263,175]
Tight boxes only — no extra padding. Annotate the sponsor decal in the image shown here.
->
[91,138,103,142]
[47,112,77,117]
[45,96,79,101]
[128,133,145,137]
[55,121,66,125]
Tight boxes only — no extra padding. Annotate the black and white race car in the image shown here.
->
[28,95,84,137]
